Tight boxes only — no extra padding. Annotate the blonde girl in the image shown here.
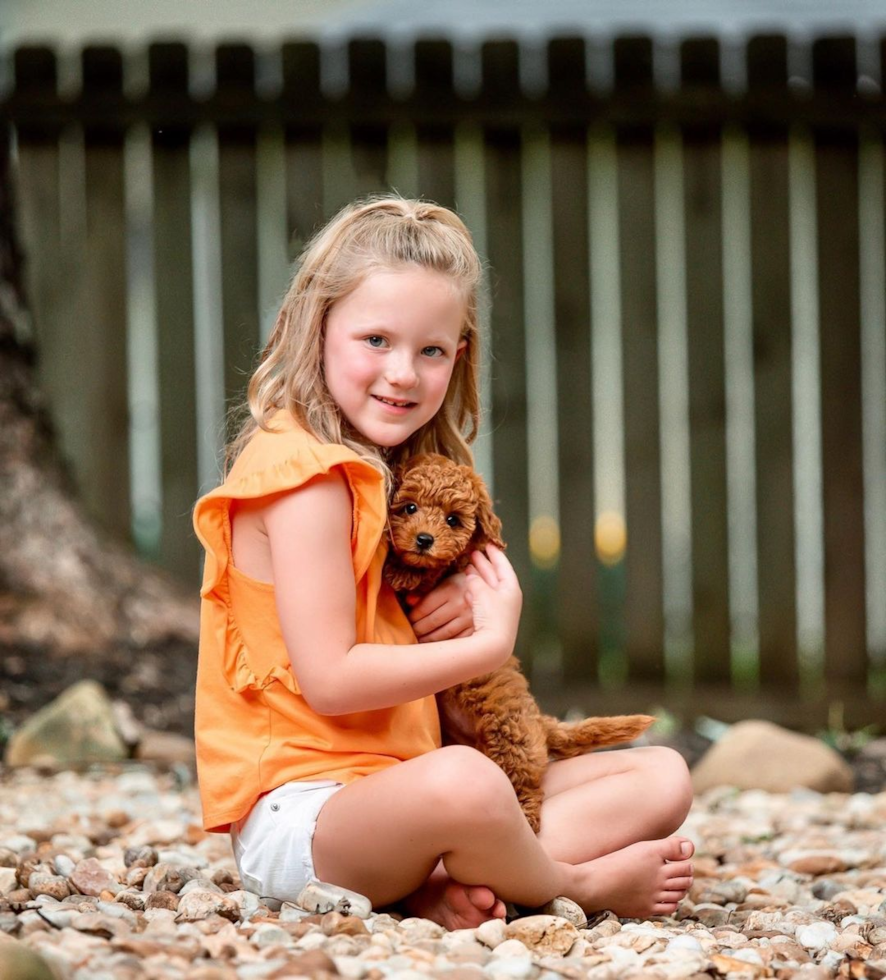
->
[193,196,694,930]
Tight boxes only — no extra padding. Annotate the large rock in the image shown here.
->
[0,938,57,980]
[4,680,128,767]
[691,720,853,794]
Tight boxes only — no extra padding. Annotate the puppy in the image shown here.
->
[384,453,654,833]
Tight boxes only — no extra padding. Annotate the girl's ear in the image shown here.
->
[467,469,504,551]
[455,339,467,362]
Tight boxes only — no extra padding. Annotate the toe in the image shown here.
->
[664,860,693,880]
[659,837,694,861]
[652,901,680,916]
[665,875,693,893]
[464,885,497,911]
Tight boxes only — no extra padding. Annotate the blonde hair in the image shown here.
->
[225,195,485,489]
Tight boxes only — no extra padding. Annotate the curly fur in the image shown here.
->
[384,453,654,833]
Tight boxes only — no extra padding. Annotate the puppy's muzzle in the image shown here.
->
[415,532,434,552]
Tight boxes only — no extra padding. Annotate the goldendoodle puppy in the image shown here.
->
[384,453,654,833]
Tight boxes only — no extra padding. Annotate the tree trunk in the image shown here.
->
[0,123,198,733]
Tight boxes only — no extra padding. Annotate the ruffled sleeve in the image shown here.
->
[192,413,387,693]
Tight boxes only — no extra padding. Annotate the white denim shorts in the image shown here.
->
[230,780,343,903]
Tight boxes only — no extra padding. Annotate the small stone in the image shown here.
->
[476,918,508,948]
[787,854,848,876]
[796,921,838,950]
[69,857,120,897]
[296,879,372,918]
[124,845,158,868]
[322,910,370,936]
[490,938,531,958]
[506,915,579,955]
[251,922,293,947]
[28,872,70,901]
[690,903,731,927]
[146,890,180,911]
[486,957,535,978]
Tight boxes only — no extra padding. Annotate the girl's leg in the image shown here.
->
[539,746,694,861]
[534,745,695,918]
[312,745,571,927]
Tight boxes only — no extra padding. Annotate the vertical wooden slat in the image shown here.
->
[680,38,731,682]
[812,37,868,685]
[282,42,324,263]
[548,37,597,683]
[149,43,199,580]
[481,40,534,665]
[746,36,798,688]
[414,39,456,207]
[216,44,260,419]
[80,46,131,540]
[349,39,389,196]
[13,48,64,429]
[614,36,665,682]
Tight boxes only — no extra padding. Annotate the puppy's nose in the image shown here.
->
[416,532,434,551]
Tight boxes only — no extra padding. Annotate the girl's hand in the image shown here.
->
[464,545,522,665]
[409,572,474,642]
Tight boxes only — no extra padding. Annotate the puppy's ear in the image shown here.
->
[467,469,505,552]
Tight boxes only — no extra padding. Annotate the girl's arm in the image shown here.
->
[264,469,521,716]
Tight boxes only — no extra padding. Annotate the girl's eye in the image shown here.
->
[446,514,461,528]
[421,346,444,358]
[403,503,418,515]
[366,336,387,348]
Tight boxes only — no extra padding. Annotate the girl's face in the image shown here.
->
[323,266,467,449]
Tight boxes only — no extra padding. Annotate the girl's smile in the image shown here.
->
[323,266,467,448]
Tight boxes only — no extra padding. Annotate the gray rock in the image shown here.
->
[296,879,372,919]
[4,680,127,767]
[691,720,854,794]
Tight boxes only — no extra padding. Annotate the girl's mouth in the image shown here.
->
[373,395,416,410]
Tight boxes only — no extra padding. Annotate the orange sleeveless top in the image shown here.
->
[192,410,441,833]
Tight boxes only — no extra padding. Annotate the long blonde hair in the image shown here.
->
[225,195,485,488]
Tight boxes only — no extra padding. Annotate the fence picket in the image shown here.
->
[80,46,131,540]
[680,38,731,683]
[282,42,325,263]
[481,40,535,667]
[216,45,261,422]
[812,37,868,687]
[150,43,200,579]
[747,35,798,688]
[414,39,457,208]
[547,37,597,684]
[615,36,666,683]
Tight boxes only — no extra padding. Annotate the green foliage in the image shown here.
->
[817,701,878,756]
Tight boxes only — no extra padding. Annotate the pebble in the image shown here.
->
[0,767,883,979]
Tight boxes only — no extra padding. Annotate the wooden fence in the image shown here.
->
[3,34,885,728]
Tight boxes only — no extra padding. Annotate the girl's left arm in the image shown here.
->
[408,573,474,642]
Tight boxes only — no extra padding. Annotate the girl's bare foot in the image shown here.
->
[401,866,507,930]
[572,836,695,919]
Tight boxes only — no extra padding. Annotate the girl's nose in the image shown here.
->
[385,355,418,388]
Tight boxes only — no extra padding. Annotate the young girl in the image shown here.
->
[193,196,695,930]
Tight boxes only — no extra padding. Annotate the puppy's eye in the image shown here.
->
[446,514,461,528]
[403,503,418,516]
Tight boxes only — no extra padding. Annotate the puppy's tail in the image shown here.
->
[543,713,655,759]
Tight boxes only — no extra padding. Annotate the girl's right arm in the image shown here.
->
[263,468,522,716]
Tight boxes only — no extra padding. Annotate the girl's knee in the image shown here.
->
[639,746,693,829]
[423,745,517,818]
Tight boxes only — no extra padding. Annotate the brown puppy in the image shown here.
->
[384,453,654,833]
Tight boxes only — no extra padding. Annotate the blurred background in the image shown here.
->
[2,0,886,732]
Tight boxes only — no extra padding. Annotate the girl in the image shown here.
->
[193,196,694,931]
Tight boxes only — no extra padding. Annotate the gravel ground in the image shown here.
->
[0,764,884,980]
